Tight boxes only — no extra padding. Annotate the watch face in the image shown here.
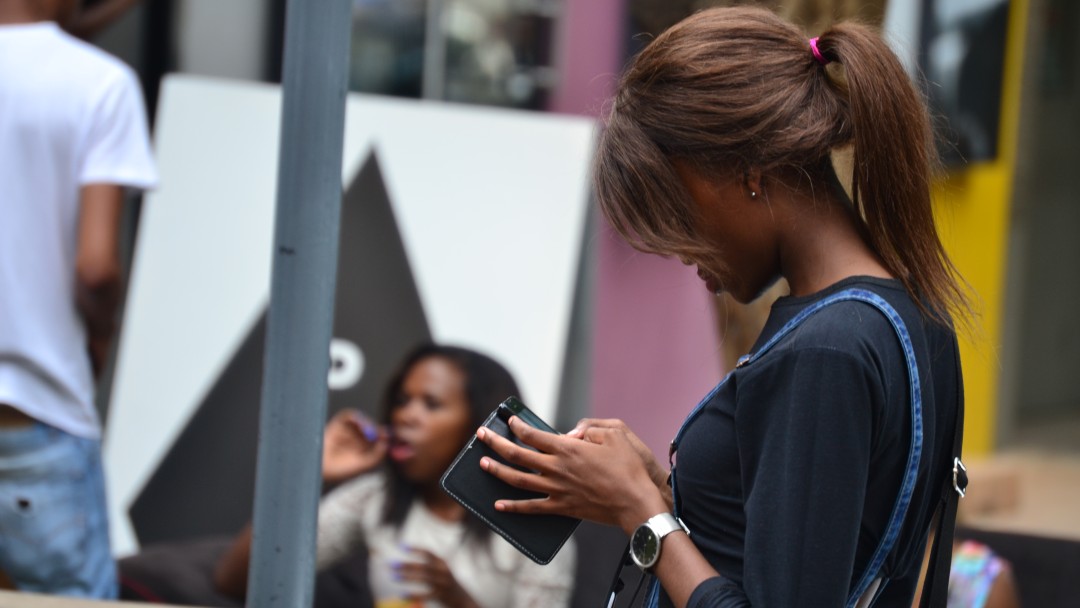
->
[631,524,660,568]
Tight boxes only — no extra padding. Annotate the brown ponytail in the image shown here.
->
[594,6,970,325]
[814,23,969,324]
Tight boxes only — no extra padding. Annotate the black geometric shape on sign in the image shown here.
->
[327,150,433,420]
[128,151,432,545]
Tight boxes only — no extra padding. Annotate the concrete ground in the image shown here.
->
[956,408,1080,541]
[960,448,1080,542]
[2,437,1077,607]
[0,590,199,607]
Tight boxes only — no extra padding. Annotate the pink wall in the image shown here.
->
[548,0,623,117]
[590,225,725,460]
[552,0,725,460]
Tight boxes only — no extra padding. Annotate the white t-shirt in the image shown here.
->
[0,21,157,439]
[317,473,577,608]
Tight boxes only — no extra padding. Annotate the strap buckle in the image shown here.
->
[952,457,968,498]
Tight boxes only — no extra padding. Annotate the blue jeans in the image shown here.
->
[0,422,117,599]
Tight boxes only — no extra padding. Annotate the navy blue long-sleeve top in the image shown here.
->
[662,277,961,607]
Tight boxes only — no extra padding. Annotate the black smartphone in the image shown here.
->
[498,395,557,435]
[440,396,580,564]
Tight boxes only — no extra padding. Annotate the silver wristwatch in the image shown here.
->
[629,513,689,571]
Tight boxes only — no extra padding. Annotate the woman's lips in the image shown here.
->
[388,439,415,462]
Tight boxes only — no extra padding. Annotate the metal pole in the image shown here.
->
[422,0,446,99]
[246,0,352,606]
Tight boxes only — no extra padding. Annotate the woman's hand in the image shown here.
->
[397,548,480,608]
[321,408,388,485]
[568,418,671,495]
[476,416,669,535]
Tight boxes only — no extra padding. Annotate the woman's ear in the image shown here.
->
[744,168,764,199]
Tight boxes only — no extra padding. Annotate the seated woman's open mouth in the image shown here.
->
[388,437,415,462]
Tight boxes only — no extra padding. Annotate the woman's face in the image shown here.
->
[674,163,782,304]
[387,356,472,485]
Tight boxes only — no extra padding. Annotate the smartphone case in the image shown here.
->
[439,398,581,564]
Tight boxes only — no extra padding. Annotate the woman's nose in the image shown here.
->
[395,399,425,424]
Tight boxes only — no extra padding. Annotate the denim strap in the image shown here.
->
[648,289,922,608]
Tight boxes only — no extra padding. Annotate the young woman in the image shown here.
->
[215,344,576,608]
[476,7,966,608]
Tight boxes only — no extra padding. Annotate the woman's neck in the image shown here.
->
[777,189,891,297]
[419,483,467,522]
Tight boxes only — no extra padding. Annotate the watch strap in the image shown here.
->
[646,513,688,539]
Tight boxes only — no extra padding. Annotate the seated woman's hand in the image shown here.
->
[322,408,388,485]
[476,416,668,534]
[398,548,479,608]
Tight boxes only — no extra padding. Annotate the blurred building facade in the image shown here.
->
[90,0,1078,459]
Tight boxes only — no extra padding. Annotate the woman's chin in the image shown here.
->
[395,463,440,487]
[704,276,722,294]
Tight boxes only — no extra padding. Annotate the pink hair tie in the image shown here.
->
[809,37,830,66]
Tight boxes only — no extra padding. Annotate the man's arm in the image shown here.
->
[76,184,125,380]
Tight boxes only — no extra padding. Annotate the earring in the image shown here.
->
[750,191,757,199]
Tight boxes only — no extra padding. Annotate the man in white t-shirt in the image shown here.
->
[0,0,157,598]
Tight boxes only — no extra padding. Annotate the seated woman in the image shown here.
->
[214,343,576,608]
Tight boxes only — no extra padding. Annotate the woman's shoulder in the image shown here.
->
[315,472,388,569]
[734,276,958,399]
[761,276,946,356]
[319,470,388,513]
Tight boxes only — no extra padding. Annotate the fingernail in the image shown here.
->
[495,501,506,511]
[476,427,486,440]
[350,413,379,441]
[480,457,489,470]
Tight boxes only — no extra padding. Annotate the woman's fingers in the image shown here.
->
[569,417,627,434]
[321,409,390,483]
[475,424,564,495]
[344,411,381,443]
[475,414,667,528]
[475,423,551,472]
[567,417,630,439]
[396,551,439,583]
[505,416,563,452]
[396,548,475,606]
[573,419,669,488]
[478,454,560,495]
[492,495,567,515]
[367,431,390,459]
[325,409,383,453]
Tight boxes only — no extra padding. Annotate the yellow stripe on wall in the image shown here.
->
[933,0,1029,456]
